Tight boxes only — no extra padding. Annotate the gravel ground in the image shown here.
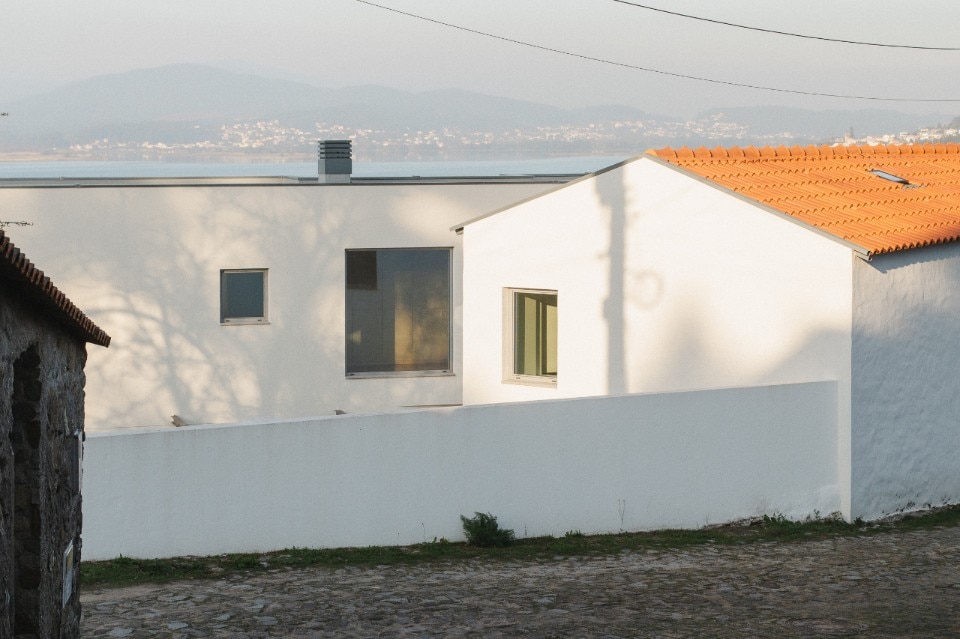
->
[81,524,960,638]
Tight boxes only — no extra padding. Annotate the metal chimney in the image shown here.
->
[317,140,352,183]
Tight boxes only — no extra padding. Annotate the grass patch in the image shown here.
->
[81,504,960,589]
[81,555,210,587]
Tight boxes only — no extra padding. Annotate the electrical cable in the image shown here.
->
[610,1,960,51]
[354,0,960,102]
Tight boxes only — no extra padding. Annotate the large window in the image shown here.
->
[220,269,268,324]
[507,289,557,383]
[346,248,451,375]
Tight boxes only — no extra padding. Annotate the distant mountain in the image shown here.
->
[2,65,328,135]
[0,64,651,142]
[273,86,642,131]
[0,64,955,159]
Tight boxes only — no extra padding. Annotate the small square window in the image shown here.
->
[505,289,557,384]
[221,269,268,324]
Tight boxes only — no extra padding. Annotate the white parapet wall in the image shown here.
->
[82,382,839,560]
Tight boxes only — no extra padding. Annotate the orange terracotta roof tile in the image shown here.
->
[647,143,960,256]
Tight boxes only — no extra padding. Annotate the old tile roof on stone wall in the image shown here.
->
[0,230,110,347]
[649,143,960,256]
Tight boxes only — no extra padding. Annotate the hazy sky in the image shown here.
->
[3,0,959,117]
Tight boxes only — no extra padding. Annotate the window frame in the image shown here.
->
[220,268,269,325]
[503,287,558,386]
[345,247,453,378]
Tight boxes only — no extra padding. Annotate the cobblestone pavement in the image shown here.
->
[81,525,960,638]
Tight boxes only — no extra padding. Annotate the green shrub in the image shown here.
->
[460,512,515,547]
[229,554,260,570]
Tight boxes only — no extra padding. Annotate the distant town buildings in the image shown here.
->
[840,125,960,147]
[53,116,960,162]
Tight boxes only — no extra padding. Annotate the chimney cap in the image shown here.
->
[318,139,352,182]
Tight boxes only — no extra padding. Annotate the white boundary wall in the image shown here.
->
[82,382,838,560]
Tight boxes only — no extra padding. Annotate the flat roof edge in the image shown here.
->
[0,174,586,189]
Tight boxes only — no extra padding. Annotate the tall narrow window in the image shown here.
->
[346,248,451,375]
[220,269,268,324]
[508,289,558,382]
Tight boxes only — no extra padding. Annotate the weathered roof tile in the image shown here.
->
[0,230,110,347]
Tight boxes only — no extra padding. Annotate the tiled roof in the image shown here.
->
[0,230,110,347]
[648,143,960,256]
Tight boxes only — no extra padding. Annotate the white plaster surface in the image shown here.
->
[81,382,839,560]
[462,158,853,402]
[0,182,549,430]
[852,244,960,519]
[460,157,855,514]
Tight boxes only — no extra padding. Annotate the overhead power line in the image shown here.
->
[610,1,960,51]
[353,1,960,103]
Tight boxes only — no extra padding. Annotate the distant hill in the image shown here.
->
[0,64,651,141]
[3,65,330,130]
[0,64,954,159]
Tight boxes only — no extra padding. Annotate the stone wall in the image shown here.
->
[0,288,88,639]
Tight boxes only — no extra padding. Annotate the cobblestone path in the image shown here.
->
[81,525,960,638]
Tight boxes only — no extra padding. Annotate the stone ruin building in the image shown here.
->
[0,230,110,638]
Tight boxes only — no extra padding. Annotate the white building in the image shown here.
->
[0,165,576,431]
[458,143,960,521]
[6,143,960,560]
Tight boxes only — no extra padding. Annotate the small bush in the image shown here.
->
[229,554,260,570]
[460,512,515,547]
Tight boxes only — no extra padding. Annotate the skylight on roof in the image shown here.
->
[869,169,909,184]
[869,169,924,189]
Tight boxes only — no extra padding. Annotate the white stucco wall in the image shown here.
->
[82,382,839,560]
[0,181,549,430]
[463,159,854,402]
[461,156,857,516]
[852,243,960,519]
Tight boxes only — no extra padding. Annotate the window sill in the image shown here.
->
[346,370,456,379]
[503,375,557,388]
[221,319,270,326]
